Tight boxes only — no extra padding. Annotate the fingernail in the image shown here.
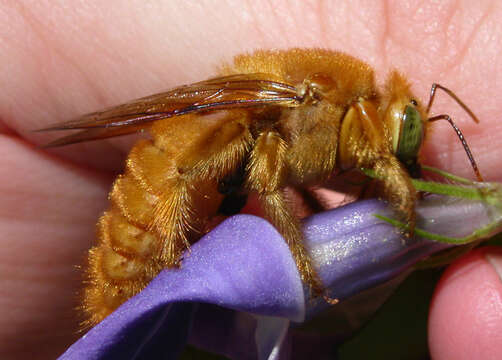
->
[484,250,502,282]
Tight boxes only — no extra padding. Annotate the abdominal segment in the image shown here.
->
[82,112,250,326]
[82,139,225,326]
[83,208,162,325]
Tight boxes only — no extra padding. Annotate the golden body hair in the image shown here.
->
[41,49,482,326]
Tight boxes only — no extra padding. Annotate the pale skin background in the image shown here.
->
[1,1,502,359]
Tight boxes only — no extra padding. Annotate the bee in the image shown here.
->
[40,48,482,326]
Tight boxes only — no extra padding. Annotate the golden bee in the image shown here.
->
[40,48,482,326]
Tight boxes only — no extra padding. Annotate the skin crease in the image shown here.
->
[0,1,501,359]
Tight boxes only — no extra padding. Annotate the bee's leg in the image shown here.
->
[147,113,254,267]
[373,155,417,233]
[246,131,327,298]
[260,191,328,298]
[340,100,417,232]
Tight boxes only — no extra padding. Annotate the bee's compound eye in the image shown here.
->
[396,105,424,166]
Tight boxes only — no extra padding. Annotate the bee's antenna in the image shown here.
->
[426,83,483,182]
[426,83,480,123]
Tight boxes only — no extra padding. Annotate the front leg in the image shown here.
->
[339,100,417,231]
[246,131,326,297]
[372,155,417,232]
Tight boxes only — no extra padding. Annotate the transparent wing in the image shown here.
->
[38,74,301,146]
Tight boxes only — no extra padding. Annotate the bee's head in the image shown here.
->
[383,71,426,178]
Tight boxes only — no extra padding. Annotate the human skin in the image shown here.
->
[0,1,501,359]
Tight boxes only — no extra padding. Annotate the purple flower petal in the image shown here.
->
[305,194,501,315]
[59,215,304,360]
[58,193,502,360]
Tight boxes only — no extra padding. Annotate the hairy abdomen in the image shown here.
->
[83,165,162,325]
[83,113,250,326]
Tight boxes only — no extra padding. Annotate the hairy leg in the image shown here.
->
[246,130,325,296]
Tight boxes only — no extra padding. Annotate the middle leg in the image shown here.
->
[246,130,327,297]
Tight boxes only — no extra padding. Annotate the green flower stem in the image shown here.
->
[421,165,475,185]
[361,166,502,245]
[374,214,500,245]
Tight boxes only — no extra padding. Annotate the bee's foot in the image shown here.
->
[323,294,339,305]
